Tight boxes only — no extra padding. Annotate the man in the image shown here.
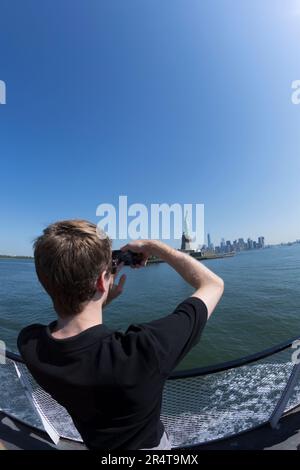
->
[18,219,224,450]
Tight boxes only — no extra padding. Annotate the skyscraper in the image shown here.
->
[207,233,211,249]
[226,240,232,253]
[258,236,265,248]
[238,238,245,250]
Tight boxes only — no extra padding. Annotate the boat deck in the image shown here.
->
[1,406,300,451]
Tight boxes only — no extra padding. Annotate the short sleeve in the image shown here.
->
[17,324,41,355]
[137,297,208,377]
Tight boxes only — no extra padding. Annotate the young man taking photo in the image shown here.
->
[18,219,224,450]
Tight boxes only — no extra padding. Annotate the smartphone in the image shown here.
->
[111,250,143,273]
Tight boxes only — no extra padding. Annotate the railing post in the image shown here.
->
[270,362,300,429]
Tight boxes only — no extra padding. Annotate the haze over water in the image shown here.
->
[1,244,300,370]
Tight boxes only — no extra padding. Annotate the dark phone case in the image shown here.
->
[112,250,143,266]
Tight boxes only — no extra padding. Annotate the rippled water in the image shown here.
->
[1,245,300,370]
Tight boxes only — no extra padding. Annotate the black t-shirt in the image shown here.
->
[17,297,207,450]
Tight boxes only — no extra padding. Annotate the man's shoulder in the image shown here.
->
[17,323,45,352]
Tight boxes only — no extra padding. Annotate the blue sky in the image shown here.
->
[0,0,300,255]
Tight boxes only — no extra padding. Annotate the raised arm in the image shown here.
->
[121,240,224,317]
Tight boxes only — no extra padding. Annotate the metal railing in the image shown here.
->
[169,335,300,379]
[6,333,300,376]
[1,336,300,448]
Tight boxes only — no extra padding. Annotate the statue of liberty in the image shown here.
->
[180,211,193,251]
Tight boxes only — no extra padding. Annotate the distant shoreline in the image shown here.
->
[0,242,298,261]
[0,255,33,260]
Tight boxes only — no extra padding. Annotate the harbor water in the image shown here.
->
[0,244,300,370]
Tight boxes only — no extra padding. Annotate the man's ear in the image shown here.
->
[96,271,107,292]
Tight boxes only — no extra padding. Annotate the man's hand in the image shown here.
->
[120,240,161,267]
[121,240,224,318]
[104,263,126,307]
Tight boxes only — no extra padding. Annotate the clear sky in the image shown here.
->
[0,0,300,255]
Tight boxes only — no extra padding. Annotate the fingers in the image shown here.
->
[117,274,126,292]
[120,244,130,252]
[120,240,145,253]
[115,261,124,275]
[129,252,148,268]
[120,243,140,253]
[130,261,144,269]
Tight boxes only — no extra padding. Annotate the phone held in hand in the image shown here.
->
[111,250,144,273]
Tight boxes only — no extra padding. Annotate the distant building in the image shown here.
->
[238,238,246,250]
[226,240,232,253]
[211,234,265,253]
[207,233,211,249]
[233,240,238,251]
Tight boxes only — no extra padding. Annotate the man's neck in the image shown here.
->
[51,303,103,339]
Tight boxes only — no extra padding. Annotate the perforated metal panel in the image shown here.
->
[1,347,300,448]
[161,349,300,447]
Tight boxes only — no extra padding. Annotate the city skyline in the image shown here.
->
[2,232,300,258]
[204,233,266,254]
